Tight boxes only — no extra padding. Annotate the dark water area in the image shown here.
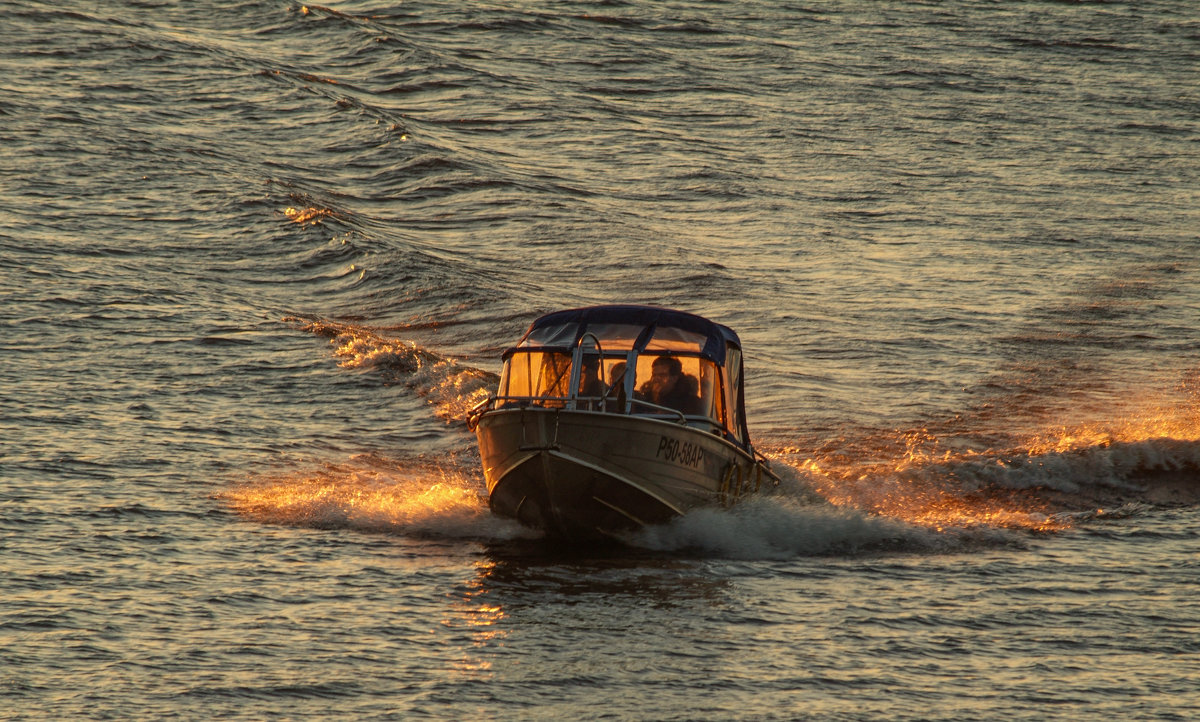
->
[3,1,1200,719]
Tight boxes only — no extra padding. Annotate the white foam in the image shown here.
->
[625,495,941,559]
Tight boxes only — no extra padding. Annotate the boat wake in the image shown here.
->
[226,419,1199,558]
[625,495,971,559]
[290,316,497,422]
[762,396,1200,540]
[234,320,1200,557]
[625,427,1200,559]
[226,453,535,542]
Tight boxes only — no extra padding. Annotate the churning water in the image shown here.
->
[3,1,1199,719]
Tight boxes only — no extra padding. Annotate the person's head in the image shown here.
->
[608,361,626,386]
[649,356,682,397]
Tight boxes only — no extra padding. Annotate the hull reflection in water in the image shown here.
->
[469,306,777,541]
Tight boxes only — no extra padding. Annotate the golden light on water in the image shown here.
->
[1025,402,1200,456]
[284,206,335,225]
[874,489,1065,534]
[441,562,509,676]
[796,453,1065,534]
[789,392,1200,534]
[226,456,491,533]
[425,368,494,422]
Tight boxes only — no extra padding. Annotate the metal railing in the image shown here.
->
[466,392,702,431]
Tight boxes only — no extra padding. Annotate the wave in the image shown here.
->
[227,423,1200,558]
[290,316,497,422]
[625,495,963,559]
[226,454,1026,559]
[772,405,1200,534]
[245,320,1200,557]
[627,412,1200,559]
[226,453,533,542]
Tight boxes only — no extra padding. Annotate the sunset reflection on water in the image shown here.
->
[784,396,1200,534]
[226,455,498,536]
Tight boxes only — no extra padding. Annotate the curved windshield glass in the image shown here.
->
[499,349,733,430]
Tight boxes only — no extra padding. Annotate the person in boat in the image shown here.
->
[579,356,604,398]
[577,356,606,410]
[597,361,629,411]
[607,361,627,393]
[639,355,702,415]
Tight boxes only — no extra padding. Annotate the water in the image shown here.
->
[3,0,1199,718]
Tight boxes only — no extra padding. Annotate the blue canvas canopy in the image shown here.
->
[512,305,742,365]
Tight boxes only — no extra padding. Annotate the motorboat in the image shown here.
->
[468,305,778,541]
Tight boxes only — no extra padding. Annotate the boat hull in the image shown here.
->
[474,407,763,541]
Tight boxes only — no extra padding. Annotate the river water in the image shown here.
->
[3,1,1199,719]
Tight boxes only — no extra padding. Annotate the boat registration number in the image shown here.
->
[656,435,704,468]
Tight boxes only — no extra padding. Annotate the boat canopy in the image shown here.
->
[495,305,754,449]
[512,305,741,365]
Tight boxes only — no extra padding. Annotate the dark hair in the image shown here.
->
[651,356,682,375]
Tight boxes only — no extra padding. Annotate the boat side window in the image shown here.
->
[698,360,725,428]
[498,351,528,398]
[500,350,573,404]
[724,344,744,443]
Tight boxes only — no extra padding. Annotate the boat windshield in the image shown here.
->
[630,353,725,424]
[491,306,751,446]
[497,348,731,436]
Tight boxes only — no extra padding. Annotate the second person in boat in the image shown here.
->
[639,356,702,415]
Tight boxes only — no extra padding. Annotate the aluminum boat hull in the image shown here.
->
[475,406,765,541]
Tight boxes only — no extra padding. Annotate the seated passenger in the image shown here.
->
[578,357,604,398]
[606,362,626,394]
[638,356,701,415]
[601,361,629,411]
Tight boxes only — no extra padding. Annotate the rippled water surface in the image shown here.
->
[3,0,1199,719]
